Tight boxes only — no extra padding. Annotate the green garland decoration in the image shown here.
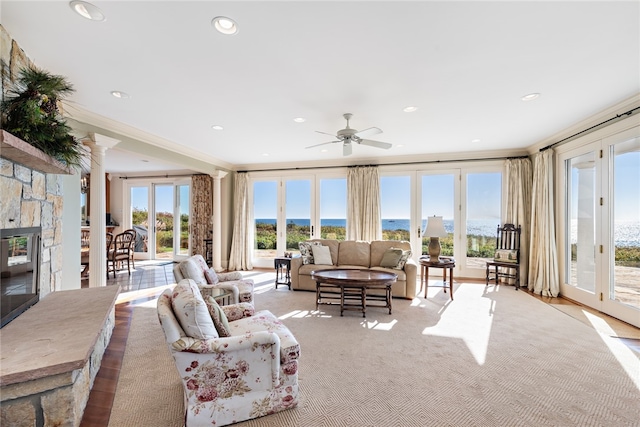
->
[1,66,83,168]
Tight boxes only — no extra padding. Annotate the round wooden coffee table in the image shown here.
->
[311,269,397,317]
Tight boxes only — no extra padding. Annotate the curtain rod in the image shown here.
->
[119,174,194,180]
[238,155,529,173]
[540,106,640,152]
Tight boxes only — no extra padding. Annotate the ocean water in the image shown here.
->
[257,218,640,246]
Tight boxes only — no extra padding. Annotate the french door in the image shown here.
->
[558,126,639,326]
[251,175,346,268]
[126,179,191,261]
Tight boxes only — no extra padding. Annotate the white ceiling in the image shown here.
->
[2,1,639,173]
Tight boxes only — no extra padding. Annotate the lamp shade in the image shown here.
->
[424,216,448,237]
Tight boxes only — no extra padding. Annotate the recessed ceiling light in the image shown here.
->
[293,117,306,123]
[521,93,541,101]
[211,125,224,130]
[403,106,418,113]
[320,149,328,153]
[262,153,269,157]
[212,16,238,35]
[471,139,481,143]
[69,1,105,21]
[110,91,130,99]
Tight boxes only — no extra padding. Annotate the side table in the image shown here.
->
[274,257,292,289]
[420,257,455,300]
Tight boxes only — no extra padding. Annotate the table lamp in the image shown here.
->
[424,216,448,263]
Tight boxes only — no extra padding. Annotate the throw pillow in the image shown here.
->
[204,267,219,284]
[299,241,322,265]
[171,279,218,339]
[311,244,333,265]
[380,248,404,268]
[205,296,231,337]
[494,249,518,263]
[179,259,207,284]
[394,250,412,270]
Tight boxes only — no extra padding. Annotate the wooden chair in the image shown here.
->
[485,224,521,290]
[107,231,135,278]
[123,228,137,269]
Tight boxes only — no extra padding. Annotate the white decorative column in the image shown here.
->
[210,170,228,272]
[84,134,119,287]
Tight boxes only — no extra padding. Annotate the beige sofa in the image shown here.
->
[290,239,417,299]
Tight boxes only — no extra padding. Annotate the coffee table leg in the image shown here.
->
[340,286,345,317]
[316,281,320,310]
[387,284,392,314]
[449,267,454,300]
[361,287,366,318]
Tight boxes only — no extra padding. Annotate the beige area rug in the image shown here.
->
[109,283,640,427]
[548,302,640,339]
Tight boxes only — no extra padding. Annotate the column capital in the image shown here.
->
[210,170,228,180]
[83,132,120,150]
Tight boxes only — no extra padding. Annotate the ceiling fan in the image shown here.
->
[307,113,392,156]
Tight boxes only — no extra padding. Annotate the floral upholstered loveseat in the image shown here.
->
[157,279,300,426]
[174,254,254,305]
[290,239,417,298]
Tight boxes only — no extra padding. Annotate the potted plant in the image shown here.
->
[1,66,83,168]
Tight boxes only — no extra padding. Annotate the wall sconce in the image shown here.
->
[424,216,449,263]
[80,176,88,194]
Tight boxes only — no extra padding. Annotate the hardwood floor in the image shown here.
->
[78,269,639,427]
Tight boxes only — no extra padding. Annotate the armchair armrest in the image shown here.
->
[171,331,281,389]
[218,271,243,281]
[221,302,255,321]
[404,259,418,299]
[290,256,303,289]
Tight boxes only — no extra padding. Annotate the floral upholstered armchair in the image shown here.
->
[173,254,254,305]
[157,279,300,426]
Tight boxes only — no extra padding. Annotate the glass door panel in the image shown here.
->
[154,184,174,259]
[319,178,346,240]
[421,174,455,257]
[566,152,597,294]
[286,179,311,254]
[609,138,640,311]
[130,186,149,256]
[465,172,502,270]
[177,184,190,257]
[381,176,411,241]
[253,180,278,259]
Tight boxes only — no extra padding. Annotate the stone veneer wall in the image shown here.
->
[0,158,64,297]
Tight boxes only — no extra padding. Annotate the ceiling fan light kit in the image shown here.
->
[308,113,392,156]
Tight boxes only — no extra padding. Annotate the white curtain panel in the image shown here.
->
[504,157,533,286]
[347,166,382,242]
[528,150,560,296]
[228,172,253,271]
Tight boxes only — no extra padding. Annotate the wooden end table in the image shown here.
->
[420,257,455,300]
[312,269,397,317]
[274,257,293,289]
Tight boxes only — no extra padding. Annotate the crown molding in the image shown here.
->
[527,94,640,153]
[61,101,234,172]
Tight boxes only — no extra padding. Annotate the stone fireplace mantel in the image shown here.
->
[0,130,73,176]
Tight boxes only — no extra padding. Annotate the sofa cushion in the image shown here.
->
[299,241,322,265]
[204,267,219,284]
[338,241,370,267]
[171,279,218,339]
[205,296,231,337]
[311,245,333,265]
[380,248,404,267]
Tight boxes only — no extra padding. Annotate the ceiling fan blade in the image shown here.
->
[306,141,339,149]
[343,143,353,156]
[315,130,339,138]
[354,127,382,138]
[359,139,392,149]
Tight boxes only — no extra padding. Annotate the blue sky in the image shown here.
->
[130,184,189,215]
